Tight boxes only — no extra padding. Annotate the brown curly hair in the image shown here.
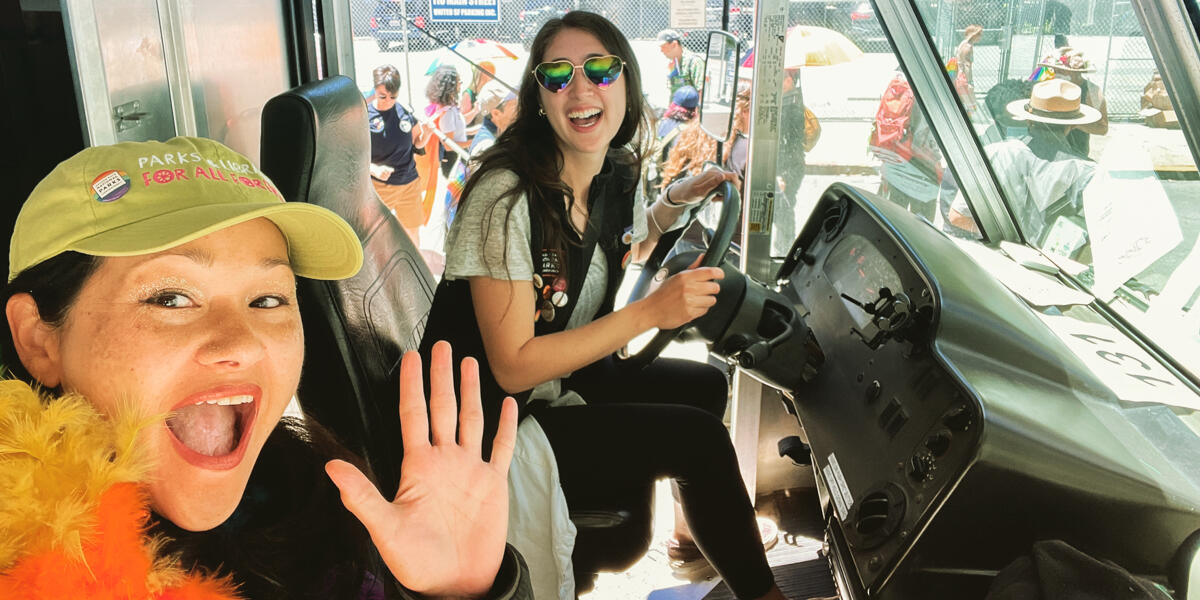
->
[658,86,752,190]
[659,122,716,190]
[425,65,460,107]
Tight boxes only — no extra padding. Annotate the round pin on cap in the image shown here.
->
[552,290,569,307]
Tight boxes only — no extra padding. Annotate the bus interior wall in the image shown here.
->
[2,1,85,278]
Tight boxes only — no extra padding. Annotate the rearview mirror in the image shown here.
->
[699,30,739,143]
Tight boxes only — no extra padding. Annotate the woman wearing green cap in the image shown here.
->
[0,136,531,599]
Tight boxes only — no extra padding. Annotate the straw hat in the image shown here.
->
[1038,47,1095,73]
[1006,79,1101,125]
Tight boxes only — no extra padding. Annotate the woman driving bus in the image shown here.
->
[419,11,789,600]
[0,137,530,599]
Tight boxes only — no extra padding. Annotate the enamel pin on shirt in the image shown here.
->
[535,248,567,322]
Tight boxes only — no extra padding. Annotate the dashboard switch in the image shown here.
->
[778,436,813,466]
[866,380,881,403]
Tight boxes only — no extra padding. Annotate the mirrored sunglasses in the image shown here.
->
[532,55,624,93]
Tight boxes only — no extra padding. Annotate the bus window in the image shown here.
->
[768,5,983,259]
[914,0,1200,382]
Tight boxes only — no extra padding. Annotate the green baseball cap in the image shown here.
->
[9,136,363,282]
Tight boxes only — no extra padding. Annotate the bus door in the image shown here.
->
[57,0,294,163]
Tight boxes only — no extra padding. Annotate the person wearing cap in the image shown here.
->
[1036,47,1109,157]
[657,28,705,98]
[444,81,519,232]
[0,136,532,599]
[645,85,699,194]
[470,80,520,156]
[949,79,1098,250]
[369,64,433,246]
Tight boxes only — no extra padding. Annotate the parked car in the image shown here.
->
[371,0,436,51]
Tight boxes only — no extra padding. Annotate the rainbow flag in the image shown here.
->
[444,161,469,226]
[1028,65,1056,82]
[945,57,958,80]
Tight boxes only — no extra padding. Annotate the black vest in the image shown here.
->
[418,159,636,458]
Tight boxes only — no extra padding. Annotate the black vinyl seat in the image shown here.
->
[260,75,431,496]
[258,75,653,591]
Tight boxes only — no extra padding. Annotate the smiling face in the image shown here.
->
[31,218,303,531]
[537,28,627,162]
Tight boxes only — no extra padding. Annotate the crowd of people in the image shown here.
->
[4,11,1154,600]
[0,11,802,600]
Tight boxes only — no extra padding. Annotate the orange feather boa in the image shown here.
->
[0,381,240,599]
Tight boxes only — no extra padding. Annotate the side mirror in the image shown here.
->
[699,30,739,143]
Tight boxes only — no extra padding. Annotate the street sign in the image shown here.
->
[430,0,499,22]
[670,0,705,29]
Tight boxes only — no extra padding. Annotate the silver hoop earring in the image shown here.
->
[538,107,546,116]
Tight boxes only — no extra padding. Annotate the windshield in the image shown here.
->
[764,1,983,260]
[913,0,1200,383]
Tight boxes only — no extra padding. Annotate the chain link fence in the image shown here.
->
[347,0,1157,118]
[349,0,726,52]
[918,0,1157,119]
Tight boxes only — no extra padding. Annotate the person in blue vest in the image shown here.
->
[368,64,432,245]
[421,11,790,600]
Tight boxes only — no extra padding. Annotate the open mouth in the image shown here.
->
[568,107,602,129]
[166,390,258,470]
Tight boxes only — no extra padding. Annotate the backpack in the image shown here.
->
[869,76,917,163]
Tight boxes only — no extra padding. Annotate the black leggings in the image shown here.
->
[535,356,775,599]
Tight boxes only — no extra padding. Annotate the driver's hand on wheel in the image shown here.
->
[668,169,739,205]
[641,254,725,330]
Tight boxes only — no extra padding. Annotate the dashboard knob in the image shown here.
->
[907,451,936,483]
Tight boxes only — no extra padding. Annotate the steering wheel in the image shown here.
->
[618,178,741,369]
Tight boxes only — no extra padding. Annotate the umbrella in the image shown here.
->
[425,38,522,76]
[784,26,863,68]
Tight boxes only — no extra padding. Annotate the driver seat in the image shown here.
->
[257,75,654,592]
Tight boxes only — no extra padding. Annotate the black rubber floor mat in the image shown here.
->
[700,558,836,600]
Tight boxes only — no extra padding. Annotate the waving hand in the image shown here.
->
[326,341,519,597]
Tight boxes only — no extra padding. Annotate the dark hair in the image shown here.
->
[984,78,1035,130]
[1,251,100,384]
[426,65,461,107]
[458,11,652,279]
[156,418,389,599]
[2,252,391,598]
[373,65,402,95]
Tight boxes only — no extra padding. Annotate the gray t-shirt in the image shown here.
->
[443,168,648,402]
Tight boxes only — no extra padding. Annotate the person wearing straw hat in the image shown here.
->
[1035,47,1109,157]
[954,25,984,113]
[0,136,532,599]
[950,79,1098,251]
[1006,78,1101,161]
